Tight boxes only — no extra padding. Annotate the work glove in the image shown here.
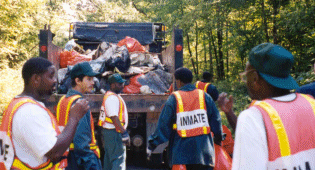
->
[146,147,153,161]
[122,131,130,146]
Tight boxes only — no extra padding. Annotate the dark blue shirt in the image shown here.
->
[195,80,219,101]
[148,84,223,167]
[65,89,102,170]
[296,82,315,98]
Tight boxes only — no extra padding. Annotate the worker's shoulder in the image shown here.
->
[297,82,315,92]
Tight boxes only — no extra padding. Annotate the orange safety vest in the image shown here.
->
[172,89,211,138]
[252,93,315,169]
[195,81,211,93]
[0,97,67,170]
[222,125,234,156]
[56,95,100,158]
[98,91,126,132]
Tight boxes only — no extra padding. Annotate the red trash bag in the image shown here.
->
[214,144,232,170]
[222,125,234,156]
[123,84,140,94]
[123,74,144,94]
[117,36,146,53]
[59,50,92,68]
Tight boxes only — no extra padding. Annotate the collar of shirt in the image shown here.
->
[179,83,196,91]
[66,88,84,97]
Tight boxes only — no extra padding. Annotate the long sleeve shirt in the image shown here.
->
[148,84,223,167]
[65,89,102,170]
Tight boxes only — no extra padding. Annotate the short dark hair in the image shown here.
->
[71,74,85,87]
[22,57,53,85]
[203,71,213,80]
[174,67,193,84]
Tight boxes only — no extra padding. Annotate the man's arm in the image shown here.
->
[148,95,176,150]
[105,95,130,145]
[72,111,102,170]
[45,99,90,162]
[205,93,223,145]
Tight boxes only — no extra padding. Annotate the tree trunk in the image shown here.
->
[195,22,199,78]
[203,35,207,71]
[226,22,229,78]
[217,28,224,80]
[216,4,225,80]
[272,1,279,44]
[208,30,213,75]
[261,0,269,42]
[210,30,219,78]
[186,33,197,75]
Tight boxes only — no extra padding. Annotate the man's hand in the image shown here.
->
[122,131,130,146]
[217,92,234,113]
[69,98,90,121]
[146,147,152,161]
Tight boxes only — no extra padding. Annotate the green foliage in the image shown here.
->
[295,69,315,86]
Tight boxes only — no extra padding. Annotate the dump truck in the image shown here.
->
[39,22,183,167]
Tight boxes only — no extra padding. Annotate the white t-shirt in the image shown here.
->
[12,98,57,167]
[101,94,128,129]
[232,93,296,170]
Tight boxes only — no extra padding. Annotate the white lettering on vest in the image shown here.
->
[269,148,315,170]
[0,131,14,169]
[176,109,209,130]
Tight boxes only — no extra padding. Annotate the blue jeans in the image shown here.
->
[102,128,126,170]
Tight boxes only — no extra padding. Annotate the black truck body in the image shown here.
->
[39,22,183,167]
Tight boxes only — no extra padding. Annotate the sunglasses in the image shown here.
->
[239,69,256,83]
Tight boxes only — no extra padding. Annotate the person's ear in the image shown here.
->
[31,74,41,87]
[252,71,261,89]
[75,77,82,86]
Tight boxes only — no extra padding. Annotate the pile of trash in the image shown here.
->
[57,36,173,94]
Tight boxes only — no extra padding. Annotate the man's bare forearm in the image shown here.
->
[45,117,79,162]
[225,110,237,131]
[111,116,126,133]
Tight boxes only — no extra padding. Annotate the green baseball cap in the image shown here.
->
[249,43,299,90]
[108,73,126,84]
[70,62,100,79]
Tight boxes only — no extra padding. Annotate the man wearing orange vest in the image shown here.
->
[195,71,219,101]
[147,67,223,170]
[0,57,89,170]
[219,43,315,169]
[98,73,130,170]
[56,62,102,170]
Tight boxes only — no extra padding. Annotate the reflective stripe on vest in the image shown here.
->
[56,95,100,158]
[172,89,210,138]
[0,97,66,170]
[56,95,81,127]
[98,91,125,131]
[195,81,211,93]
[252,93,315,168]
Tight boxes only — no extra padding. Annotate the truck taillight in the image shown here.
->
[176,45,182,52]
[40,45,47,52]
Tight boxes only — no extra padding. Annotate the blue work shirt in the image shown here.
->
[148,84,223,167]
[65,89,102,170]
[195,80,219,101]
[296,82,315,98]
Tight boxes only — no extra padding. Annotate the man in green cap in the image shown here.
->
[218,43,315,169]
[56,61,102,170]
[98,73,130,170]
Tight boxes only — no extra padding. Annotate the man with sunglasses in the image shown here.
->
[98,73,130,170]
[218,43,315,169]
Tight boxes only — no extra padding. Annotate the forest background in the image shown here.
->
[1,0,315,128]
